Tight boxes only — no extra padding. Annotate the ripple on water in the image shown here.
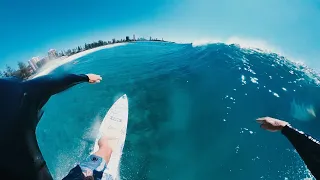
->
[240,128,255,135]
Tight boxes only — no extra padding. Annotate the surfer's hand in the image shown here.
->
[256,117,289,132]
[86,74,102,83]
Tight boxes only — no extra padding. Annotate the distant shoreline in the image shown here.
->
[31,40,173,79]
[31,43,127,79]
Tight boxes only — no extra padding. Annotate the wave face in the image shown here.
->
[36,42,319,179]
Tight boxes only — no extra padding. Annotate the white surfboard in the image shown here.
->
[91,94,129,180]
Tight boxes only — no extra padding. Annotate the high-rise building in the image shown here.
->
[31,57,40,63]
[112,39,116,43]
[27,65,35,74]
[133,34,136,41]
[126,36,130,41]
[30,57,40,70]
[28,59,38,71]
[48,49,58,60]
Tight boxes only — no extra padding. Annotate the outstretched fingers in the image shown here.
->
[256,117,267,124]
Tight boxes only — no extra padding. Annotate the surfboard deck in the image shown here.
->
[91,94,128,180]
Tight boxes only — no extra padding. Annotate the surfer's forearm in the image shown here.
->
[281,125,320,179]
[24,74,89,96]
[62,165,85,180]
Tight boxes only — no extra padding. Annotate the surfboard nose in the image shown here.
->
[122,94,127,99]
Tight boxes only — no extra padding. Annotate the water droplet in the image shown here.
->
[282,87,287,91]
[250,77,259,84]
[241,75,247,85]
[235,145,240,153]
[273,93,280,98]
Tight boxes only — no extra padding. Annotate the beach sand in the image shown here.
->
[32,43,127,79]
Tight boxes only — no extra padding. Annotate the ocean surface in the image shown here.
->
[36,42,320,180]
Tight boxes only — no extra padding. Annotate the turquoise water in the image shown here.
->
[36,42,320,179]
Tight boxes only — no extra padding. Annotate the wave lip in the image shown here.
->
[192,37,278,52]
[191,36,305,63]
[191,37,320,84]
[191,39,221,47]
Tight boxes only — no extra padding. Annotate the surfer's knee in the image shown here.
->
[98,136,109,148]
[94,149,112,164]
[94,136,113,163]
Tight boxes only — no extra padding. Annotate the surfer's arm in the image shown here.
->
[281,125,320,179]
[62,165,85,180]
[24,74,90,96]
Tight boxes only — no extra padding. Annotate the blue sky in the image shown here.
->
[1,0,320,69]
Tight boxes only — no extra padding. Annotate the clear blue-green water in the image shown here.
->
[36,42,320,179]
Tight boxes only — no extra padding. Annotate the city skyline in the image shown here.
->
[4,34,161,70]
[29,34,162,69]
[1,0,320,69]
[0,34,165,79]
